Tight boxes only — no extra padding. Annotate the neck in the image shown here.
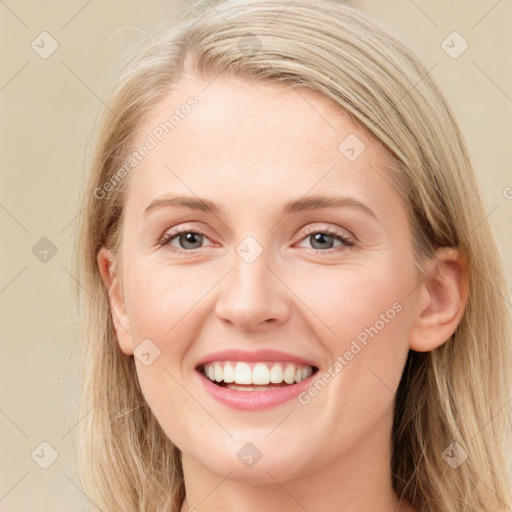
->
[179,405,414,512]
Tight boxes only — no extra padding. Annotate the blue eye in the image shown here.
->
[297,229,354,252]
[159,229,211,253]
[159,226,355,255]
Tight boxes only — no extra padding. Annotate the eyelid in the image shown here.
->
[158,222,356,254]
[159,225,351,243]
[158,224,215,248]
[295,223,355,244]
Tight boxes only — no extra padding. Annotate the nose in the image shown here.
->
[214,250,291,333]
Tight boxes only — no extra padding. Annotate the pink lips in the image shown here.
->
[195,348,319,411]
[197,371,317,410]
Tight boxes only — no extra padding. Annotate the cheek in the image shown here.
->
[290,258,414,393]
[292,259,411,340]
[122,260,211,444]
[124,258,205,340]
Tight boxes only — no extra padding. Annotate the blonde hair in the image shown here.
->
[75,1,512,511]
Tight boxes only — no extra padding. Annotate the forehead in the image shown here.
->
[124,75,403,222]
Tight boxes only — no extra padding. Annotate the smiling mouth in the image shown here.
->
[197,361,319,391]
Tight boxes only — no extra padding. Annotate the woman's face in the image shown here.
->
[103,75,425,484]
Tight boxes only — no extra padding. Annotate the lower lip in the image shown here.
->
[196,370,317,411]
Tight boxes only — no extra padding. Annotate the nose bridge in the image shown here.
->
[214,235,289,330]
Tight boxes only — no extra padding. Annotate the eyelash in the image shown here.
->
[158,226,355,255]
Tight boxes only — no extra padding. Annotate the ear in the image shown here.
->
[97,247,134,356]
[409,247,469,352]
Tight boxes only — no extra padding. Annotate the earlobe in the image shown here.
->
[409,247,469,352]
[96,247,134,356]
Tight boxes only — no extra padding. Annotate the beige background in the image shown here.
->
[0,0,510,510]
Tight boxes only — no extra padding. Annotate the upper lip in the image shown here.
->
[195,349,319,369]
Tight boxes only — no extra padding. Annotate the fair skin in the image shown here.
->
[97,75,467,512]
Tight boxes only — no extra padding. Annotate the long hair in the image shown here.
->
[75,1,512,510]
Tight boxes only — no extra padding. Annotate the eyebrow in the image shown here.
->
[144,194,378,220]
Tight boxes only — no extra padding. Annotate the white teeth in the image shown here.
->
[283,365,296,384]
[269,364,283,383]
[202,361,314,386]
[214,364,223,383]
[252,363,270,385]
[223,362,235,383]
[234,362,252,384]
